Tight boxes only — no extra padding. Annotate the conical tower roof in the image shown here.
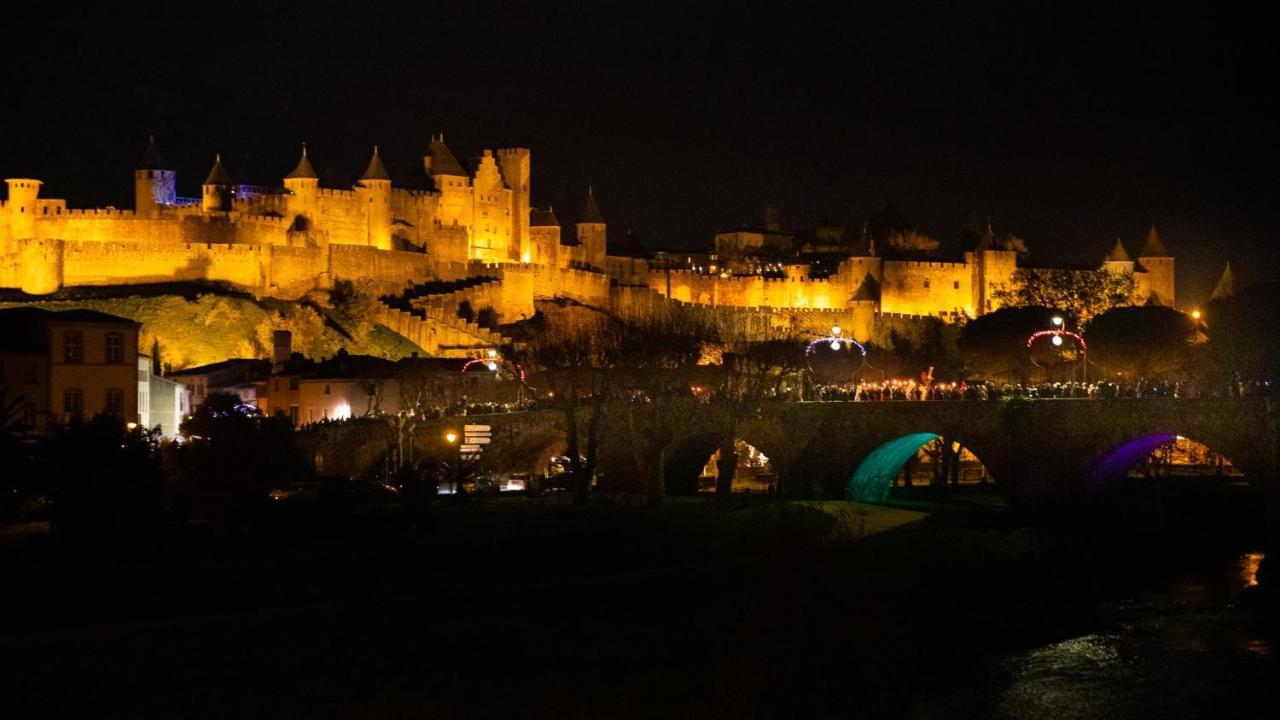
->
[137,135,171,171]
[530,206,560,227]
[849,223,876,257]
[851,272,881,302]
[426,134,468,177]
[1211,262,1234,300]
[1105,238,1131,262]
[285,144,318,180]
[360,146,391,182]
[204,154,232,185]
[580,185,605,224]
[1139,225,1171,257]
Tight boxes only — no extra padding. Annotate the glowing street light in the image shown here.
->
[445,430,459,444]
[1051,315,1064,327]
[1191,309,1202,320]
[1051,334,1064,347]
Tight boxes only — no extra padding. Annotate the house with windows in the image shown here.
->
[0,307,140,431]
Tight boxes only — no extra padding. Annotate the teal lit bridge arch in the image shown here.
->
[846,432,941,503]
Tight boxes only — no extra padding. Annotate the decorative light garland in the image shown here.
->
[461,356,528,383]
[1026,329,1087,349]
[805,336,867,357]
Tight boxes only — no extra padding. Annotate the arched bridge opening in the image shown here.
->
[1086,433,1262,541]
[847,432,994,504]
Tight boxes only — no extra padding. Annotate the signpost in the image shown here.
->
[462,424,491,461]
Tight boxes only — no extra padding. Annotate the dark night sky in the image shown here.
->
[2,3,1273,307]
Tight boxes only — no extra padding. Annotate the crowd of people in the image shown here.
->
[808,378,1272,402]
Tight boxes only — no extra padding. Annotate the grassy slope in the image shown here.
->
[0,285,420,370]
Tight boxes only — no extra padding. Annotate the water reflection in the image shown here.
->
[917,552,1276,719]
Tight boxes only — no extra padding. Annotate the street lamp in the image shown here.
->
[1051,315,1064,328]
[1051,334,1064,347]
[1191,309,1202,320]
[445,430,458,445]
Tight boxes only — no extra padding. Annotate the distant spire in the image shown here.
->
[851,222,876,257]
[580,185,605,224]
[286,143,318,180]
[974,220,997,251]
[1211,262,1234,300]
[361,145,391,182]
[137,135,171,171]
[204,153,232,185]
[1105,237,1131,263]
[1139,224,1171,257]
[530,206,560,227]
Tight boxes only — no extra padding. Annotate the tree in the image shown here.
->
[40,414,165,538]
[1201,282,1280,386]
[167,392,308,532]
[328,278,383,344]
[254,304,338,359]
[1085,306,1197,380]
[992,268,1133,325]
[958,306,1060,380]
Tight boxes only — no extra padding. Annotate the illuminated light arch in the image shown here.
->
[1086,433,1241,497]
[461,357,527,384]
[1025,329,1086,349]
[805,336,867,357]
[847,432,939,503]
[846,432,991,503]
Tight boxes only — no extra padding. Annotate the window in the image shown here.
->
[63,389,83,416]
[323,384,331,395]
[923,279,931,289]
[954,280,960,289]
[105,388,125,415]
[289,377,299,390]
[105,332,124,364]
[289,405,299,426]
[63,331,83,363]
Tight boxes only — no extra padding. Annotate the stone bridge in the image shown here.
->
[447,399,1277,508]
[310,398,1277,514]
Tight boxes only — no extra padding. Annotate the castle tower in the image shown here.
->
[283,143,319,232]
[134,136,176,215]
[496,147,531,262]
[529,206,561,267]
[576,185,607,269]
[201,154,233,213]
[1102,238,1135,273]
[4,177,42,240]
[1137,225,1175,307]
[425,134,473,245]
[357,146,392,250]
[969,221,1019,315]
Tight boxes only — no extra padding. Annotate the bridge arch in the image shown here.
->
[846,431,996,503]
[1086,432,1245,497]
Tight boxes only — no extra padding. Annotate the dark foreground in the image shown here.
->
[0,493,1275,719]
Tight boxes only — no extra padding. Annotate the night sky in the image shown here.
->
[2,3,1273,307]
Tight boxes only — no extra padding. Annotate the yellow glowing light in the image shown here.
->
[126,422,138,431]
[1191,309,1202,320]
[445,431,459,444]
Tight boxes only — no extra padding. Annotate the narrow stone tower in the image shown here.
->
[4,177,42,240]
[576,185,607,269]
[283,143,319,232]
[496,147,531,262]
[201,154,233,213]
[134,136,177,215]
[357,146,392,250]
[1137,225,1175,307]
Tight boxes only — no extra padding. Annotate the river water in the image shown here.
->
[913,551,1277,719]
